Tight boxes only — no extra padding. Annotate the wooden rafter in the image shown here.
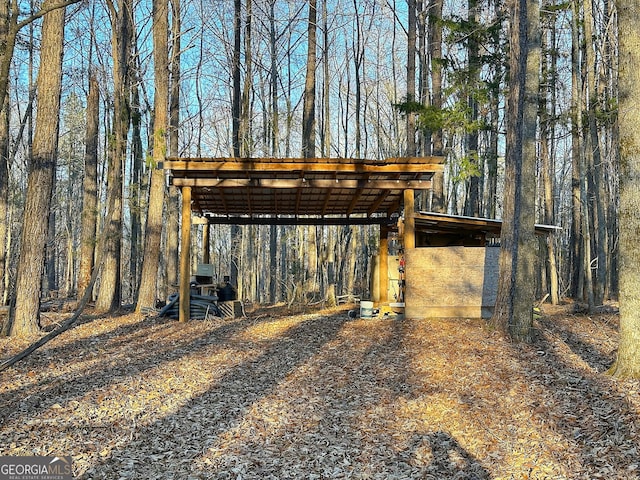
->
[170,178,433,190]
[164,156,444,225]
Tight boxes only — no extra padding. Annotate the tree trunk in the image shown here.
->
[608,0,640,378]
[490,0,539,342]
[268,0,278,303]
[238,0,252,158]
[583,0,607,305]
[326,226,337,306]
[569,0,584,300]
[321,0,329,158]
[95,0,132,312]
[10,0,65,336]
[406,0,417,156]
[302,0,316,159]
[129,79,144,300]
[301,0,317,301]
[164,0,180,299]
[0,0,15,127]
[45,186,56,297]
[0,90,8,308]
[540,23,559,305]
[229,0,242,295]
[77,72,99,302]
[137,0,169,312]
[464,0,480,217]
[352,0,363,158]
[306,225,318,299]
[428,0,445,212]
[347,226,357,296]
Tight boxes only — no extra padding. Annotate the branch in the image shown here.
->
[15,0,84,32]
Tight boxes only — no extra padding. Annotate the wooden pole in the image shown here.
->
[179,186,191,322]
[380,225,389,303]
[202,223,210,264]
[403,189,416,249]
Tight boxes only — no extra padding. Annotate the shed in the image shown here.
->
[162,156,444,321]
[386,212,559,318]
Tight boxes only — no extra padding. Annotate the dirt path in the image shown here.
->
[1,304,639,479]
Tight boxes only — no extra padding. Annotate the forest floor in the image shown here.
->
[0,301,638,479]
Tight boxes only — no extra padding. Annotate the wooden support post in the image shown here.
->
[403,189,416,249]
[202,223,210,264]
[179,186,192,322]
[380,225,389,303]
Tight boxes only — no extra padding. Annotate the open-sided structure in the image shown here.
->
[163,156,445,321]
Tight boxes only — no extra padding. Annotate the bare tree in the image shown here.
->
[165,0,181,299]
[406,0,417,156]
[428,0,445,212]
[302,0,317,159]
[540,21,559,305]
[491,0,540,342]
[95,0,133,312]
[607,0,640,378]
[9,0,66,336]
[77,71,99,302]
[137,0,169,312]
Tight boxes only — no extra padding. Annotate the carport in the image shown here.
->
[162,156,445,321]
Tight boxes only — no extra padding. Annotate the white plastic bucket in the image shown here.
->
[360,301,374,318]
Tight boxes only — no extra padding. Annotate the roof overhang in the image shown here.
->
[414,211,561,236]
[163,157,445,226]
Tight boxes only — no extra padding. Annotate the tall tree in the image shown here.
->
[0,0,79,310]
[129,65,144,298]
[301,0,318,300]
[608,0,640,378]
[165,0,181,299]
[95,0,132,312]
[428,0,445,212]
[137,0,169,312]
[9,0,66,336]
[240,0,252,155]
[539,17,559,305]
[463,0,481,217]
[229,0,242,293]
[569,0,587,302]
[302,0,316,159]
[583,0,607,305]
[77,71,100,302]
[490,0,540,342]
[406,0,417,156]
[0,90,7,306]
[268,0,279,303]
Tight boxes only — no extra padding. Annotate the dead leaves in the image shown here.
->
[0,306,639,478]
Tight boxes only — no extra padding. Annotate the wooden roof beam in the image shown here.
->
[346,173,368,216]
[163,159,444,175]
[171,178,433,190]
[321,187,334,215]
[201,215,395,226]
[215,187,230,216]
[367,190,392,216]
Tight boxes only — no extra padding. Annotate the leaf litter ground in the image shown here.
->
[1,303,639,479]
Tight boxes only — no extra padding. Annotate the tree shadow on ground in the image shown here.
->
[523,316,640,477]
[5,309,637,479]
[77,311,349,479]
[0,312,293,426]
[408,431,491,480]
[536,314,617,372]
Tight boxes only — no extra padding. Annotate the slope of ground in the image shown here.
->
[0,303,639,479]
